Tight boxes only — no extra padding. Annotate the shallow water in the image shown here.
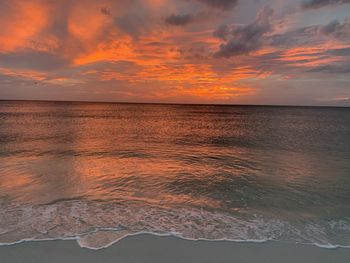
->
[0,101,349,249]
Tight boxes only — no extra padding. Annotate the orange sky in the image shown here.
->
[0,0,349,106]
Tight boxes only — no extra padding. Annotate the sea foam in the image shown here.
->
[0,200,349,250]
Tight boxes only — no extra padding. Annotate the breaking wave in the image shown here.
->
[1,200,349,250]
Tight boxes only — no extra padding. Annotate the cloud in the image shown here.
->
[164,10,216,26]
[0,1,50,52]
[199,0,239,10]
[308,63,350,73]
[165,13,196,26]
[316,97,350,102]
[164,0,240,26]
[319,18,350,38]
[301,0,350,9]
[213,24,230,40]
[0,51,69,71]
[270,17,350,49]
[214,6,274,58]
[328,47,350,56]
[320,20,343,34]
[0,67,47,81]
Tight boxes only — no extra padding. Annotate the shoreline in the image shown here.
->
[2,232,350,251]
[1,234,349,263]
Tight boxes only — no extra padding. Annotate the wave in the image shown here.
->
[0,200,349,250]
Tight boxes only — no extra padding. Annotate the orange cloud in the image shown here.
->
[0,0,50,52]
[97,63,258,100]
[67,1,113,42]
[278,46,344,67]
[0,67,47,81]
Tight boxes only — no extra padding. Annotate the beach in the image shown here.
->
[1,234,350,263]
[1,0,350,261]
[1,101,350,261]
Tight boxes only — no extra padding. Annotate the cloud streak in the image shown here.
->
[199,0,239,10]
[165,13,196,26]
[301,0,350,9]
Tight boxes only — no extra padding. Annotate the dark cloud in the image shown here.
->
[270,18,350,49]
[145,41,169,47]
[321,20,342,34]
[111,2,168,38]
[213,24,230,40]
[164,13,196,26]
[308,64,350,73]
[199,0,239,10]
[301,0,350,9]
[175,43,211,60]
[164,10,217,26]
[0,51,69,71]
[214,6,274,58]
[271,27,317,47]
[165,0,240,26]
[328,47,350,56]
[115,14,151,38]
[319,19,350,38]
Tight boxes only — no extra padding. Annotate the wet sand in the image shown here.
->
[1,234,349,263]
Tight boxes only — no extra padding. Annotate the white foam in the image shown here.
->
[0,200,349,250]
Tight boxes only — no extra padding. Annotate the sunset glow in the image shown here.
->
[0,0,349,105]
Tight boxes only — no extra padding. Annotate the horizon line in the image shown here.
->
[0,98,349,109]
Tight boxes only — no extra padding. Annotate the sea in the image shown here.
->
[0,100,349,249]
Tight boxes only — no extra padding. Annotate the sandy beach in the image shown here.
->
[1,234,349,263]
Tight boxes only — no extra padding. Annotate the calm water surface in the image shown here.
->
[0,101,349,249]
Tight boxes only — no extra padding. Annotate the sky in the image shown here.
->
[0,0,349,106]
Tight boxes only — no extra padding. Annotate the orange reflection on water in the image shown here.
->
[1,102,345,216]
[0,102,227,209]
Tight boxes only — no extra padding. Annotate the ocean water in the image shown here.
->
[0,101,349,249]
